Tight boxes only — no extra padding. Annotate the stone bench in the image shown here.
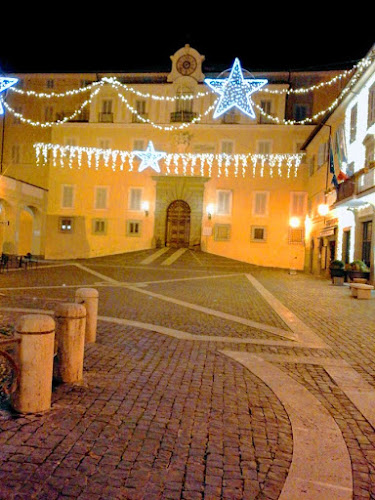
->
[349,283,374,299]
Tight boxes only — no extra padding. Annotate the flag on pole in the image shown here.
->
[329,137,339,188]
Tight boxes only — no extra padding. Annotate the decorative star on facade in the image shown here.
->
[0,77,18,114]
[204,58,268,119]
[133,140,166,173]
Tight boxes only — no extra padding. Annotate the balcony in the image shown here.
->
[170,111,197,123]
[98,112,113,123]
[336,179,355,203]
[357,169,375,194]
[132,113,149,123]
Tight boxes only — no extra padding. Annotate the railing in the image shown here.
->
[132,113,149,123]
[357,169,375,194]
[98,112,113,123]
[170,111,197,123]
[336,179,355,202]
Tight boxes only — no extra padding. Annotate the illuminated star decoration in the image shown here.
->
[204,58,268,119]
[133,140,167,173]
[0,77,18,114]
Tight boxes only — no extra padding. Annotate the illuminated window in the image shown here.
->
[58,217,73,233]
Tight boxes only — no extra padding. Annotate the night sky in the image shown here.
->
[2,7,374,75]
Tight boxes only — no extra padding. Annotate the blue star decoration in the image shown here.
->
[133,140,166,173]
[0,77,18,114]
[204,58,268,119]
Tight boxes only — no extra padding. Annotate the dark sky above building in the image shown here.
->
[2,6,374,75]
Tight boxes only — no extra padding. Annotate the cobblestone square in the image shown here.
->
[1,250,375,499]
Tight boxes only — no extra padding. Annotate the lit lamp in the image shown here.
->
[289,216,300,228]
[318,203,329,217]
[141,201,150,216]
[206,203,214,220]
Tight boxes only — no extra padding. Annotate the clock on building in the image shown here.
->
[176,54,197,76]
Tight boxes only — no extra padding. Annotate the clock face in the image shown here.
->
[176,54,197,76]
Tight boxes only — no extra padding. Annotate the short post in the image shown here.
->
[75,288,99,343]
[11,314,55,414]
[55,303,86,383]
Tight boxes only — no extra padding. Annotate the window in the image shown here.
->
[11,145,21,164]
[214,224,231,241]
[98,139,111,150]
[94,187,108,209]
[260,100,272,123]
[251,226,267,242]
[364,135,375,168]
[129,188,142,211]
[133,139,146,151]
[92,218,107,235]
[13,106,22,124]
[221,141,234,154]
[127,220,141,237]
[289,227,304,244]
[293,104,309,122]
[309,155,315,176]
[350,104,357,143]
[175,87,193,113]
[46,79,54,89]
[58,217,73,233]
[44,106,54,122]
[100,100,113,122]
[290,192,307,217]
[61,185,75,209]
[257,141,272,154]
[253,192,269,216]
[216,190,232,215]
[368,83,375,127]
[65,137,77,147]
[362,221,372,268]
[317,142,328,168]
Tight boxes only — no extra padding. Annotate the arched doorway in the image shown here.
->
[165,200,191,248]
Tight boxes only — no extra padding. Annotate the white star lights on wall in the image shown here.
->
[133,141,167,173]
[204,58,268,119]
[0,77,18,114]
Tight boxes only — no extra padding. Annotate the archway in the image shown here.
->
[165,200,191,248]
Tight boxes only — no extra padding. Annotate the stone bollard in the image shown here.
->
[75,288,99,343]
[55,303,86,384]
[12,314,55,414]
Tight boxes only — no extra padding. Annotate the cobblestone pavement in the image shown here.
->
[0,249,375,499]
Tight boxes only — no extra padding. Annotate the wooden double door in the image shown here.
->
[165,200,190,248]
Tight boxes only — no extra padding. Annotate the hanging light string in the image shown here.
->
[34,142,304,178]
[4,50,374,127]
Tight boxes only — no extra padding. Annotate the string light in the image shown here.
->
[34,142,303,178]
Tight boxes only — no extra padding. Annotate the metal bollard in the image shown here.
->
[55,303,86,384]
[12,314,55,414]
[75,288,99,343]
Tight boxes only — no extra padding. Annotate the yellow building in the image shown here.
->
[0,44,361,271]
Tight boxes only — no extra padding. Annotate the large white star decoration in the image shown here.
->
[133,140,166,173]
[0,77,18,114]
[204,58,268,119]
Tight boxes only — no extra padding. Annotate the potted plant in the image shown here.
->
[329,260,346,285]
[346,260,370,282]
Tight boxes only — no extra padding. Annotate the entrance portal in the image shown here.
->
[166,200,190,248]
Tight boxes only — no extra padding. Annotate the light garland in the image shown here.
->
[4,49,374,128]
[34,142,304,178]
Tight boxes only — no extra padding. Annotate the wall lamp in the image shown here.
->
[142,201,150,217]
[317,203,329,216]
[289,216,300,228]
[206,203,214,220]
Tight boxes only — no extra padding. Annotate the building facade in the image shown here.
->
[1,43,370,274]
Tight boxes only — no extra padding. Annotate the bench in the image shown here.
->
[349,283,374,299]
[20,253,38,269]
